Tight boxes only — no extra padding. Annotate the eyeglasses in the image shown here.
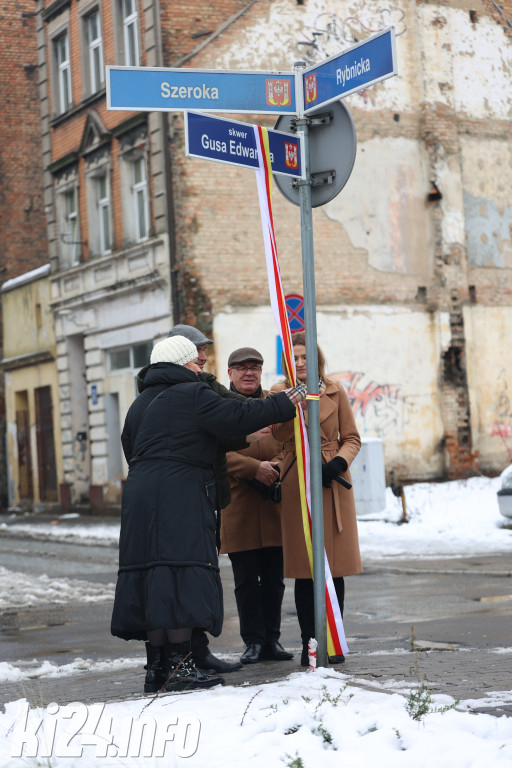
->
[231,365,262,373]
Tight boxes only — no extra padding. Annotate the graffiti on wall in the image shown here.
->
[491,369,512,460]
[330,371,414,436]
[294,6,407,103]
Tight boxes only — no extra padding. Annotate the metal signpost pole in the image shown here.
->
[293,60,327,668]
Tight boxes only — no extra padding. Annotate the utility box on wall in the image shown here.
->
[351,438,386,518]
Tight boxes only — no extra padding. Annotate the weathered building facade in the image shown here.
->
[165,0,512,482]
[25,0,512,510]
[2,266,62,511]
[35,0,179,509]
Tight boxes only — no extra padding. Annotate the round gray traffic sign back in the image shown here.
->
[273,100,357,207]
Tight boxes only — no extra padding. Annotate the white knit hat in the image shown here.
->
[150,335,198,366]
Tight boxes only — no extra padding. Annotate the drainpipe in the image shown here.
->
[152,0,180,324]
[162,114,180,325]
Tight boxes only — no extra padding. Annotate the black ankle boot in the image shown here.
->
[160,642,224,692]
[144,642,165,693]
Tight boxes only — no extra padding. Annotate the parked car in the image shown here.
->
[497,464,512,520]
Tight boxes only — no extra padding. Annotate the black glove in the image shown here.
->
[321,456,348,488]
[247,468,282,504]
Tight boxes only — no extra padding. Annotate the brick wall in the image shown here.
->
[160,0,254,65]
[0,1,47,282]
[483,0,512,37]
[0,1,48,510]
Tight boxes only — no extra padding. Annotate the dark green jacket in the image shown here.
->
[201,372,248,507]
[136,366,247,508]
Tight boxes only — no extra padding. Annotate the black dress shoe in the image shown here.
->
[240,642,264,664]
[195,651,243,674]
[261,641,294,661]
[328,654,345,664]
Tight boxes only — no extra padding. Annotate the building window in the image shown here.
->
[119,148,150,247]
[109,342,153,392]
[97,173,111,254]
[133,157,149,241]
[109,347,131,370]
[54,32,72,113]
[58,185,81,267]
[109,342,152,371]
[85,159,113,257]
[122,0,140,66]
[85,9,104,95]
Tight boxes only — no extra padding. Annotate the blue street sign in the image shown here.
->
[106,66,296,114]
[185,112,305,178]
[276,335,283,375]
[302,28,397,114]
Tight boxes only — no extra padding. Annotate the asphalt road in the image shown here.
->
[0,518,511,716]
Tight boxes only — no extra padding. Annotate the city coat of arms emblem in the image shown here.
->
[266,78,291,107]
[285,142,298,169]
[305,73,317,104]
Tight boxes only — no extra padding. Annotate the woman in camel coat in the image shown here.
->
[271,332,362,665]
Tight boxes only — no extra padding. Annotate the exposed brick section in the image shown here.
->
[0,2,47,282]
[0,1,49,509]
[159,0,254,65]
[39,0,153,267]
[482,0,512,38]
[441,291,479,478]
[419,94,478,477]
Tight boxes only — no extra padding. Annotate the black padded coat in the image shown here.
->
[137,364,248,508]
[110,362,296,641]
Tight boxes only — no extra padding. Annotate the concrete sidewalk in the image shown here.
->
[4,639,511,718]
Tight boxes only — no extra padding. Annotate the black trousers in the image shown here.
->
[229,547,286,645]
[294,576,345,644]
[191,627,210,663]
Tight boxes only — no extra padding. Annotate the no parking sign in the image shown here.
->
[276,294,305,373]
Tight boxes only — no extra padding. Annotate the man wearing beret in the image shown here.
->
[220,347,293,664]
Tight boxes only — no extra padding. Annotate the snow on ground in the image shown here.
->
[0,566,115,610]
[358,476,512,559]
[0,656,142,683]
[1,669,512,768]
[0,519,118,546]
[1,477,511,766]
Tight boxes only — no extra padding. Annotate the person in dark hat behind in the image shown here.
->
[137,324,262,676]
[220,347,294,665]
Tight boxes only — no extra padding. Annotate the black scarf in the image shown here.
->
[230,382,262,399]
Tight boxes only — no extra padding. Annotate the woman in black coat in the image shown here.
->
[111,335,303,693]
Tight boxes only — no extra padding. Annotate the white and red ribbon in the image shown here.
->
[254,125,348,657]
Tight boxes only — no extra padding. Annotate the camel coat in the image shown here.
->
[220,389,284,554]
[270,379,363,579]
